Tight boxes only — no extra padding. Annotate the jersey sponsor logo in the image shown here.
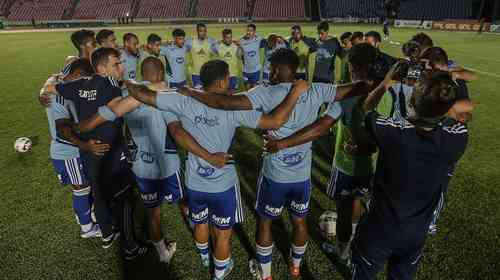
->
[316,48,333,60]
[264,205,283,216]
[176,57,185,64]
[194,115,220,127]
[197,165,215,177]
[78,89,97,101]
[279,152,305,166]
[224,52,233,59]
[212,214,231,225]
[192,208,209,221]
[247,50,257,57]
[141,192,158,202]
[290,200,309,213]
[140,151,156,164]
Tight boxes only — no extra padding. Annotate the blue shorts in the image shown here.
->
[262,72,270,83]
[186,184,244,229]
[52,158,87,186]
[169,80,187,89]
[191,75,203,89]
[135,171,183,208]
[229,76,238,91]
[243,71,261,85]
[326,166,372,200]
[255,176,311,219]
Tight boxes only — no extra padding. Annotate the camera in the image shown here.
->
[398,40,426,80]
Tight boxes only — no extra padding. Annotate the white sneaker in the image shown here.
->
[160,242,177,264]
[80,223,102,239]
[213,258,234,280]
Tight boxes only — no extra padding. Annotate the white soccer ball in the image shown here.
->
[14,137,32,153]
[318,211,337,239]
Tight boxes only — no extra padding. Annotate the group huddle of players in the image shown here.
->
[38,21,475,280]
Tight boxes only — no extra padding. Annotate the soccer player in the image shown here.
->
[44,48,127,249]
[339,32,353,83]
[120,33,140,80]
[74,57,232,264]
[313,21,344,83]
[213,28,241,91]
[289,25,318,81]
[178,49,371,280]
[383,19,390,41]
[418,47,474,234]
[262,43,379,266]
[160,28,189,88]
[59,29,97,77]
[137,33,168,82]
[186,23,218,89]
[44,58,104,238]
[239,24,267,89]
[125,59,309,280]
[262,34,287,85]
[365,31,397,83]
[350,68,468,280]
[350,32,365,45]
[96,29,118,49]
[411,32,434,57]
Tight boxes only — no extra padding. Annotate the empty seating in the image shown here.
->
[320,0,473,20]
[253,0,305,18]
[73,0,133,19]
[136,0,188,18]
[6,0,72,21]
[196,0,246,18]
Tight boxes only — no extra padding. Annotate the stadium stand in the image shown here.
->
[73,0,133,19]
[6,0,73,21]
[253,0,306,18]
[136,0,189,18]
[196,0,246,18]
[320,0,473,20]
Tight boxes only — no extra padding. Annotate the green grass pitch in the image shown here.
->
[0,23,499,280]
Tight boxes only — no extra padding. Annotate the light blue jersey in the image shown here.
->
[156,91,263,193]
[246,83,341,183]
[239,35,266,73]
[160,44,188,84]
[263,42,287,76]
[46,95,80,160]
[121,49,139,80]
[122,89,181,179]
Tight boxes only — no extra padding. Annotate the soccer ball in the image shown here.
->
[318,211,337,239]
[14,137,32,153]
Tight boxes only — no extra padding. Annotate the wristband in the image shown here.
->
[98,106,118,121]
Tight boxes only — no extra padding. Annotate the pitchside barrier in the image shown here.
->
[432,20,491,32]
[489,24,500,33]
[394,20,433,29]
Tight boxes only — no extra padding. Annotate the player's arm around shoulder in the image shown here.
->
[177,86,253,111]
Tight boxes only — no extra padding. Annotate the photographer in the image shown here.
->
[351,64,469,280]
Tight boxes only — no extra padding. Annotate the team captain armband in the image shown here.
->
[98,106,117,121]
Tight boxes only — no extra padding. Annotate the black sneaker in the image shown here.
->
[124,245,149,260]
[102,232,120,249]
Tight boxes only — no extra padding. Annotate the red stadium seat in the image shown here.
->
[253,0,305,18]
[7,0,73,21]
[73,0,133,20]
[136,0,189,18]
[196,0,246,18]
